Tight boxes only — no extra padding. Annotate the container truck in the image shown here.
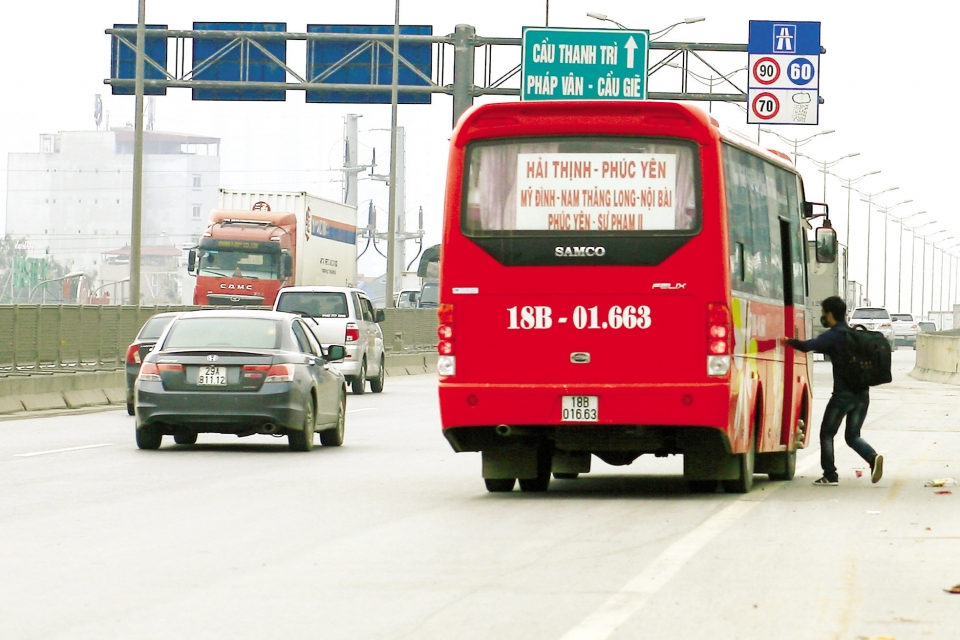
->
[806,240,848,338]
[188,190,357,307]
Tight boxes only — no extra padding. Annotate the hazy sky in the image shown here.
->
[0,0,954,310]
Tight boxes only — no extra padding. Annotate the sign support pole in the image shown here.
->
[130,0,146,306]
[451,24,475,126]
[385,0,400,308]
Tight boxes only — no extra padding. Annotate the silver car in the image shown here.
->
[274,286,386,394]
[890,313,919,348]
[848,307,896,349]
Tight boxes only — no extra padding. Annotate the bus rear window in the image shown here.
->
[462,138,699,235]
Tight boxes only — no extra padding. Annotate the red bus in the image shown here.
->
[436,100,837,493]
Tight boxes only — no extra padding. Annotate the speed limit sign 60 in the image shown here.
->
[752,57,780,85]
[751,92,780,120]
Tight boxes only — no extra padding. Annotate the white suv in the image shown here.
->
[274,286,386,394]
[848,307,896,350]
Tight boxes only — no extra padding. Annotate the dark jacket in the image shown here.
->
[787,321,860,394]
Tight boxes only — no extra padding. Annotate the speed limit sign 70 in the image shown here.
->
[752,57,780,85]
[751,92,780,120]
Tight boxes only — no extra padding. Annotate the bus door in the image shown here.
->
[779,218,796,446]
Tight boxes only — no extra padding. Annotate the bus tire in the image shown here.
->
[485,478,516,492]
[722,431,756,494]
[768,449,797,481]
[519,446,552,492]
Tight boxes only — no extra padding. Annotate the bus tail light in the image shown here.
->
[438,303,455,376]
[126,343,141,365]
[345,323,360,342]
[138,362,161,381]
[707,303,732,377]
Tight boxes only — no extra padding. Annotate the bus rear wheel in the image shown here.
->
[722,431,756,494]
[768,449,797,481]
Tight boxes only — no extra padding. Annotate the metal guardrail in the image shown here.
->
[0,305,438,375]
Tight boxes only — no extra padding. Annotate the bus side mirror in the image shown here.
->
[815,225,838,263]
[282,253,293,279]
[187,249,197,273]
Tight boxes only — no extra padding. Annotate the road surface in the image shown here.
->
[2,350,959,639]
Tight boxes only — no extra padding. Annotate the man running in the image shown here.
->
[783,296,884,486]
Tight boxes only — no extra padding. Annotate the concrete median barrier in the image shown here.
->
[910,329,960,385]
[0,353,436,416]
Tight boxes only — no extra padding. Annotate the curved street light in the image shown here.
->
[852,186,899,304]
[828,169,879,254]
[29,271,84,304]
[759,128,834,164]
[895,211,926,312]
[586,13,705,40]
[873,198,913,306]
[796,151,860,203]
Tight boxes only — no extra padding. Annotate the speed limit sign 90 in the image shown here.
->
[751,92,780,120]
[752,57,780,85]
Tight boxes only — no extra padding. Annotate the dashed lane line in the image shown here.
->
[14,443,116,458]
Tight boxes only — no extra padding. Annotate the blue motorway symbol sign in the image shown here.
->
[747,21,821,124]
[521,28,649,101]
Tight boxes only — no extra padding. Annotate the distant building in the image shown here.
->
[4,129,220,279]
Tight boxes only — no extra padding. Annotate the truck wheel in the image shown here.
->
[484,478,516,492]
[126,401,135,416]
[288,400,316,452]
[319,391,346,447]
[351,360,367,395]
[370,355,385,393]
[136,426,162,450]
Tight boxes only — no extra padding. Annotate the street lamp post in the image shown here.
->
[921,230,949,319]
[759,128,835,165]
[796,152,860,204]
[853,186,899,305]
[935,238,955,313]
[586,13,705,39]
[895,212,926,312]
[909,220,938,316]
[873,199,913,307]
[829,170,880,252]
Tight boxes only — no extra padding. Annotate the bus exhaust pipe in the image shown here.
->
[495,424,512,436]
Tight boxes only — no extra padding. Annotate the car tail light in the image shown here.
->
[911,324,918,330]
[345,323,360,342]
[880,322,891,329]
[138,362,160,381]
[242,364,270,379]
[158,364,184,373]
[126,343,141,365]
[707,303,732,377]
[265,364,295,382]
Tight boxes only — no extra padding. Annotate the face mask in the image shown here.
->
[820,315,830,328]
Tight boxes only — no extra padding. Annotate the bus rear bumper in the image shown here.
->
[439,382,731,453]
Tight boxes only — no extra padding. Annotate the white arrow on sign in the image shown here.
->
[624,36,638,69]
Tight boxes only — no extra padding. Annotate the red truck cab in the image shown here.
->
[189,209,295,306]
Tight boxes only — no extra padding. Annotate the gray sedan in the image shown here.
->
[135,310,347,452]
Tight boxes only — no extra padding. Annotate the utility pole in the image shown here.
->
[130,0,146,305]
[385,0,400,308]
[342,114,360,208]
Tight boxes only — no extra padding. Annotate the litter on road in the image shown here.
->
[945,584,960,594]
[924,478,957,487]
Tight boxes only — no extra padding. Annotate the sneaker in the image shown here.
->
[871,454,884,484]
[813,477,839,486]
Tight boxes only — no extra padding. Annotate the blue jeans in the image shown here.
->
[820,390,877,482]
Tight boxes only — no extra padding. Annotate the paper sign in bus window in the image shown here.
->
[515,153,681,231]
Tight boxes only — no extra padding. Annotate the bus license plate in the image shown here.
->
[562,396,598,422]
[197,366,227,386]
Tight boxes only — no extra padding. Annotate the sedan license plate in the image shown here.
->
[562,395,598,422]
[197,366,227,386]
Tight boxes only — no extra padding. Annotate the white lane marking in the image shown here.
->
[14,443,116,458]
[346,408,376,414]
[559,452,821,640]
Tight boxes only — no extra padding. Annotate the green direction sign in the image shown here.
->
[521,28,650,101]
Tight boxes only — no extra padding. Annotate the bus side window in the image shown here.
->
[723,145,755,295]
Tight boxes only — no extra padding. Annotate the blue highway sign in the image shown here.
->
[747,21,822,125]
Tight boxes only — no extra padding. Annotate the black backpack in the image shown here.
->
[836,326,893,391]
